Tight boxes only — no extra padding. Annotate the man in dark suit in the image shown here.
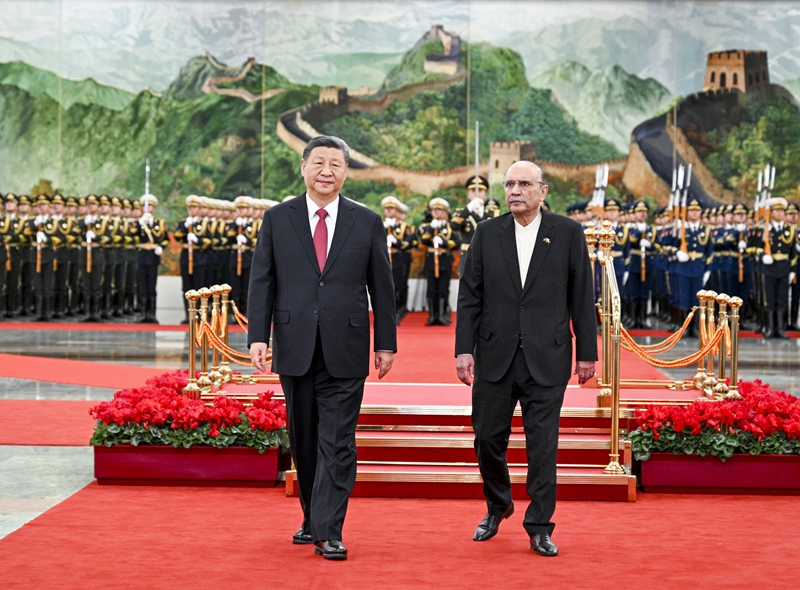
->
[248,135,397,561]
[455,161,597,557]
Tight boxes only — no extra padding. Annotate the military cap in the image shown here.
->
[98,194,110,206]
[19,195,31,205]
[198,196,211,208]
[655,207,666,216]
[732,202,749,215]
[264,199,279,209]
[466,175,489,191]
[787,202,799,215]
[132,200,142,210]
[78,197,87,207]
[5,193,18,204]
[66,196,78,207]
[724,203,734,214]
[140,194,159,207]
[121,198,132,208]
[233,196,250,208]
[633,201,649,213]
[35,193,50,205]
[769,197,788,211]
[604,198,621,211]
[282,195,296,202]
[0,193,4,204]
[687,198,703,211]
[381,195,401,209]
[86,194,99,205]
[52,194,65,205]
[110,196,122,207]
[185,194,201,207]
[429,197,450,211]
[485,197,500,210]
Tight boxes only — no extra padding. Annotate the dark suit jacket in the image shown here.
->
[247,193,397,379]
[455,209,597,386]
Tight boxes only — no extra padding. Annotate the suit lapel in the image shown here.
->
[521,210,556,297]
[499,215,522,296]
[287,193,322,274]
[321,197,356,279]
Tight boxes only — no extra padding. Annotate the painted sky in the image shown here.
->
[1,0,800,94]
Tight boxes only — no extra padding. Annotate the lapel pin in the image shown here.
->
[543,237,551,244]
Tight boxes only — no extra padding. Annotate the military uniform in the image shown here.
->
[51,194,75,318]
[79,194,111,322]
[17,195,35,316]
[65,197,83,315]
[25,194,66,320]
[174,195,213,321]
[382,196,418,324]
[674,199,713,336]
[419,197,460,326]
[122,198,139,314]
[227,196,258,318]
[133,194,168,323]
[452,175,490,275]
[626,201,657,328]
[2,194,25,317]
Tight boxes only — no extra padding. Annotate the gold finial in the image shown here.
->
[185,289,200,301]
[220,284,232,295]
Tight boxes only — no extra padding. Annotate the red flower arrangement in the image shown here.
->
[630,380,800,461]
[90,370,289,453]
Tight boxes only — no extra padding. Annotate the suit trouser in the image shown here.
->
[472,346,565,537]
[280,329,365,542]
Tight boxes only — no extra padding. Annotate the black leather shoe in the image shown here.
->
[473,504,514,541]
[292,528,313,545]
[314,540,348,560]
[530,533,559,557]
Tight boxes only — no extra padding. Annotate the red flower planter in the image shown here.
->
[640,452,800,495]
[94,445,291,487]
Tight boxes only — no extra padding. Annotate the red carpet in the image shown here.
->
[0,353,166,389]
[0,483,798,589]
[0,321,245,333]
[0,400,97,446]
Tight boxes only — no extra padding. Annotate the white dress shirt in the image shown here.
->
[514,212,542,286]
[306,194,338,254]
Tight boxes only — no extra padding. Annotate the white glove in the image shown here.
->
[467,199,482,213]
[702,270,711,286]
[185,216,195,226]
[596,250,604,261]
[36,231,47,244]
[637,223,647,231]
[622,271,629,286]
[235,217,244,226]
[430,219,443,229]
[432,236,444,248]
[386,234,397,247]
[84,215,94,226]
[640,239,652,249]
[154,246,163,256]
[187,232,199,244]
[739,240,748,251]
[236,234,248,246]
[383,218,396,228]
[34,215,43,225]
[86,230,96,242]
[791,272,797,284]
[763,254,774,265]
[736,223,747,232]
[676,250,690,263]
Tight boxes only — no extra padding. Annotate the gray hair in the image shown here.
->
[303,135,350,167]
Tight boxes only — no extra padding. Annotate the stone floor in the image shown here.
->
[1,316,799,541]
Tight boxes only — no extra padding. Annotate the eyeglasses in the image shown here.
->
[503,180,546,190]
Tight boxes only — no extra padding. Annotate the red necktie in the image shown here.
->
[314,209,328,272]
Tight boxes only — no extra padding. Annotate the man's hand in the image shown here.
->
[250,342,270,373]
[456,353,475,386]
[574,360,595,385]
[375,351,394,379]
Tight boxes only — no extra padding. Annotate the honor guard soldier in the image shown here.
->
[452,175,490,275]
[627,200,657,328]
[382,196,418,324]
[3,194,26,318]
[755,197,796,339]
[17,195,34,316]
[729,203,755,329]
[100,196,126,317]
[121,198,138,315]
[50,194,74,318]
[63,196,82,316]
[174,195,212,322]
[80,195,111,322]
[674,198,713,337]
[419,197,460,326]
[25,194,65,320]
[134,194,168,323]
[129,200,143,313]
[227,196,257,319]
[595,198,630,303]
[786,202,800,331]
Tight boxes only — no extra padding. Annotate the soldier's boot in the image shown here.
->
[122,293,132,315]
[775,310,790,340]
[112,292,124,318]
[43,296,54,321]
[788,301,800,331]
[762,310,775,339]
[638,301,651,329]
[148,298,160,324]
[667,306,680,332]
[425,298,437,326]
[438,299,451,326]
[80,292,94,323]
[396,292,409,325]
[135,297,149,324]
[0,293,5,321]
[34,294,46,321]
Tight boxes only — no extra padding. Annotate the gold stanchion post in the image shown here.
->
[692,289,709,390]
[713,294,730,399]
[208,285,224,387]
[597,221,614,408]
[604,285,625,475]
[702,290,718,395]
[196,287,213,393]
[726,297,743,399]
[183,290,201,399]
[219,283,233,384]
